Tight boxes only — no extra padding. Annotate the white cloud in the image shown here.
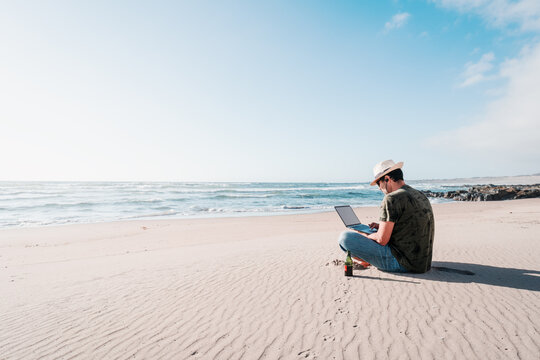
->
[385,12,411,31]
[459,52,495,87]
[426,1,540,173]
[433,0,540,31]
[426,41,540,167]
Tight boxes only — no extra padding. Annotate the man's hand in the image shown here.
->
[366,221,394,246]
[368,222,379,230]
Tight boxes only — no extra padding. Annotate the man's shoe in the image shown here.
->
[352,257,371,268]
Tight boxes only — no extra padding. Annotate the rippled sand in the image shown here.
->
[1,199,539,359]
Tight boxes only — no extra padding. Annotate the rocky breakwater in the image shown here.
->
[422,184,540,201]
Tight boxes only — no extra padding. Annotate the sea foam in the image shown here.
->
[0,181,465,228]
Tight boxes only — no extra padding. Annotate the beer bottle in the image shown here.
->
[344,251,353,277]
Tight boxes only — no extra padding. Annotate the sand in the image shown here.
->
[1,199,539,359]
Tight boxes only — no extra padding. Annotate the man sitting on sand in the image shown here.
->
[338,160,434,273]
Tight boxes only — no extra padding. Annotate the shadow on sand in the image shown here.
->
[351,274,421,284]
[398,261,540,292]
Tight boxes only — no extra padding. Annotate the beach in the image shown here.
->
[4,0,540,358]
[1,199,539,359]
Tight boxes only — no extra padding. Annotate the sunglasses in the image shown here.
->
[376,177,387,186]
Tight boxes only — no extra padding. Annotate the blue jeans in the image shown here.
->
[338,230,408,272]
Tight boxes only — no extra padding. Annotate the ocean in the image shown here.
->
[0,181,466,229]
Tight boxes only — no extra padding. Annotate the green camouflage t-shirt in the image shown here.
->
[379,184,435,273]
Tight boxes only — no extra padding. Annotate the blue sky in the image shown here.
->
[1,0,539,182]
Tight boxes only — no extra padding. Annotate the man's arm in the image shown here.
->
[357,221,394,246]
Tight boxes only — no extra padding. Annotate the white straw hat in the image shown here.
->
[370,160,404,186]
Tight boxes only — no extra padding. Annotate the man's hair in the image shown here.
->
[386,168,404,182]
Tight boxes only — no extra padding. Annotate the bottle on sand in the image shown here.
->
[344,251,353,277]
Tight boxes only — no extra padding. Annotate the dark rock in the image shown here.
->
[421,184,540,202]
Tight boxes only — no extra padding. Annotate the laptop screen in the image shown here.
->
[334,205,360,226]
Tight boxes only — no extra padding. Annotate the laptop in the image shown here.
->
[334,205,377,234]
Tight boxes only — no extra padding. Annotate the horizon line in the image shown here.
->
[1,173,539,184]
